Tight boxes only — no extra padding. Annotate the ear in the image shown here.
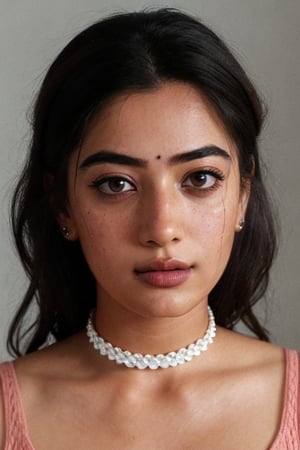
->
[44,173,79,241]
[57,212,79,241]
[235,176,251,232]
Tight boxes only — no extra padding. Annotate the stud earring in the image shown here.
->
[62,226,70,239]
[238,218,245,231]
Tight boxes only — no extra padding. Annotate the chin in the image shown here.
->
[133,294,202,319]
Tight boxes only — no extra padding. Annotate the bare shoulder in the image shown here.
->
[210,327,287,401]
[195,328,287,447]
[215,327,286,380]
[13,332,90,398]
[14,331,88,371]
[217,326,285,360]
[214,327,286,417]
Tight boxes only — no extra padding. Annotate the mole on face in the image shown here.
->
[156,155,161,160]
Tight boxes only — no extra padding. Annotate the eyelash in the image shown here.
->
[89,168,225,197]
[182,168,224,193]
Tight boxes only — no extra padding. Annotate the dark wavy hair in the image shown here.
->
[8,8,277,356]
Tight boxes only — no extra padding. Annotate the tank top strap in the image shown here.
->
[298,351,300,437]
[271,349,300,449]
[0,361,34,450]
[285,349,300,440]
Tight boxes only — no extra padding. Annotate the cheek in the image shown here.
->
[188,194,238,265]
[72,206,130,267]
[73,198,118,235]
[190,195,237,235]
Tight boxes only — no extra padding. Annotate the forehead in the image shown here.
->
[80,82,236,161]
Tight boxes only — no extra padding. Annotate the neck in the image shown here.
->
[93,296,210,356]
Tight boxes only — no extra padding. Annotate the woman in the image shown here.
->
[0,8,299,449]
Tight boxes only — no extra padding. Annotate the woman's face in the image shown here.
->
[64,82,248,319]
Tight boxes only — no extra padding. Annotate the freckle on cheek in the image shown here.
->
[156,155,161,160]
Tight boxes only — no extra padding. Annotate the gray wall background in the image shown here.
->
[0,0,299,360]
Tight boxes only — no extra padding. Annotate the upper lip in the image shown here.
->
[135,259,191,273]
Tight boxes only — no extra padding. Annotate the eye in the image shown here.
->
[182,169,224,191]
[91,176,135,195]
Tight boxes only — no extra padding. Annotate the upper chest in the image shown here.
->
[24,368,284,450]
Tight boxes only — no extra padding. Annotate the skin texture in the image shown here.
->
[63,82,248,354]
[0,82,285,450]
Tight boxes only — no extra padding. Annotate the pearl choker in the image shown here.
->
[86,306,216,370]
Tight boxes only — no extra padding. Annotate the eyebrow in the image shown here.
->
[79,151,147,169]
[79,145,231,170]
[170,146,231,164]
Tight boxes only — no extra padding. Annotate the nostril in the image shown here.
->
[145,236,180,246]
[139,222,183,247]
[146,239,156,245]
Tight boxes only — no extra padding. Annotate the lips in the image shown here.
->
[135,259,192,288]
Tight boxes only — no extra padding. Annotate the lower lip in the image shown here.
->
[135,269,192,288]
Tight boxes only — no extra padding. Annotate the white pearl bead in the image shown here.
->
[128,355,137,365]
[159,358,170,368]
[193,345,201,356]
[176,354,185,364]
[124,359,135,368]
[199,341,208,351]
[148,358,159,370]
[136,359,148,370]
[100,345,107,355]
[107,349,116,360]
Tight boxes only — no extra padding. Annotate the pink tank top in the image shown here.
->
[0,349,299,449]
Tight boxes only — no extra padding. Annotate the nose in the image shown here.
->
[138,189,184,247]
